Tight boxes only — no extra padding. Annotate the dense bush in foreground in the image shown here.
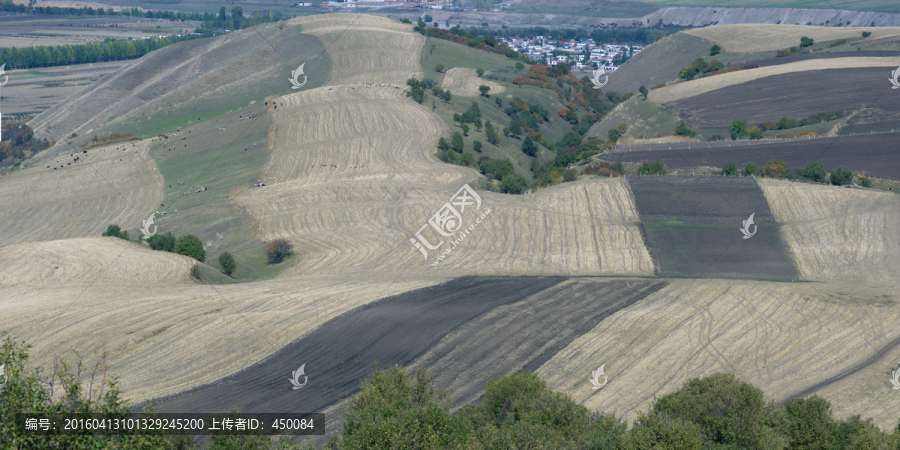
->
[4,336,899,449]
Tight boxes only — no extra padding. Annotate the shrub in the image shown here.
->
[744,162,758,176]
[218,251,236,276]
[639,85,648,99]
[190,263,201,280]
[862,31,872,38]
[501,173,528,194]
[266,238,293,264]
[473,140,482,152]
[830,166,853,185]
[476,67,484,77]
[804,161,826,182]
[723,163,738,176]
[764,159,787,178]
[731,120,749,140]
[521,136,538,156]
[800,36,814,47]
[101,224,129,241]
[638,161,666,175]
[451,132,464,153]
[707,134,724,141]
[673,122,697,138]
[462,124,469,136]
[858,176,872,188]
[176,234,206,262]
[748,126,763,140]
[437,136,449,150]
[146,231,176,252]
[710,44,721,55]
[434,63,444,73]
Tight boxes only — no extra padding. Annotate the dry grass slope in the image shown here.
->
[758,179,900,282]
[649,57,900,104]
[0,140,162,247]
[684,25,900,53]
[540,278,900,430]
[440,68,505,97]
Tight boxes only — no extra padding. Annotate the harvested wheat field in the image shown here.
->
[683,24,900,53]
[758,179,900,282]
[0,276,441,401]
[0,140,162,247]
[539,278,900,430]
[649,57,900,104]
[0,237,194,286]
[289,14,425,85]
[440,67,505,97]
[237,84,654,279]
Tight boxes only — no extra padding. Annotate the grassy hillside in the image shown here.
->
[638,0,900,13]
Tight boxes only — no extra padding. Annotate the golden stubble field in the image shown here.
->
[289,14,425,86]
[0,139,162,247]
[759,179,900,282]
[684,24,900,53]
[440,67,505,97]
[539,278,900,430]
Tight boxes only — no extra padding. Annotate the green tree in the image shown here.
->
[608,128,620,143]
[521,136,538,156]
[673,122,697,138]
[804,161,826,182]
[451,132,464,153]
[176,234,206,262]
[731,120,749,140]
[473,140,483,152]
[723,163,738,176]
[218,251,236,276]
[495,96,502,108]
[230,6,242,30]
[101,224,129,240]
[501,173,528,194]
[478,84,491,97]
[190,263,201,280]
[863,31,872,38]
[800,36,814,47]
[748,126,763,139]
[830,166,853,185]
[437,137,449,150]
[434,63,444,73]
[639,85,649,100]
[474,119,483,131]
[783,396,837,450]
[710,44,722,55]
[476,67,484,77]
[858,176,872,188]
[514,62,524,72]
[146,231,176,252]
[744,162,758,176]
[462,124,469,136]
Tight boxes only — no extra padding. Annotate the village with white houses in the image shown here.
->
[499,36,642,71]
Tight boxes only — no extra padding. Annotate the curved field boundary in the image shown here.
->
[748,50,900,68]
[149,277,567,414]
[683,25,900,53]
[649,57,900,105]
[440,68,505,97]
[0,237,194,285]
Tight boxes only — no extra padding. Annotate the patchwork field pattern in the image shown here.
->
[758,179,900,282]
[540,279,900,431]
[627,176,797,280]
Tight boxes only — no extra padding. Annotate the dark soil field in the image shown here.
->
[628,177,798,280]
[747,50,900,67]
[665,68,899,132]
[604,133,900,179]
[150,277,567,414]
